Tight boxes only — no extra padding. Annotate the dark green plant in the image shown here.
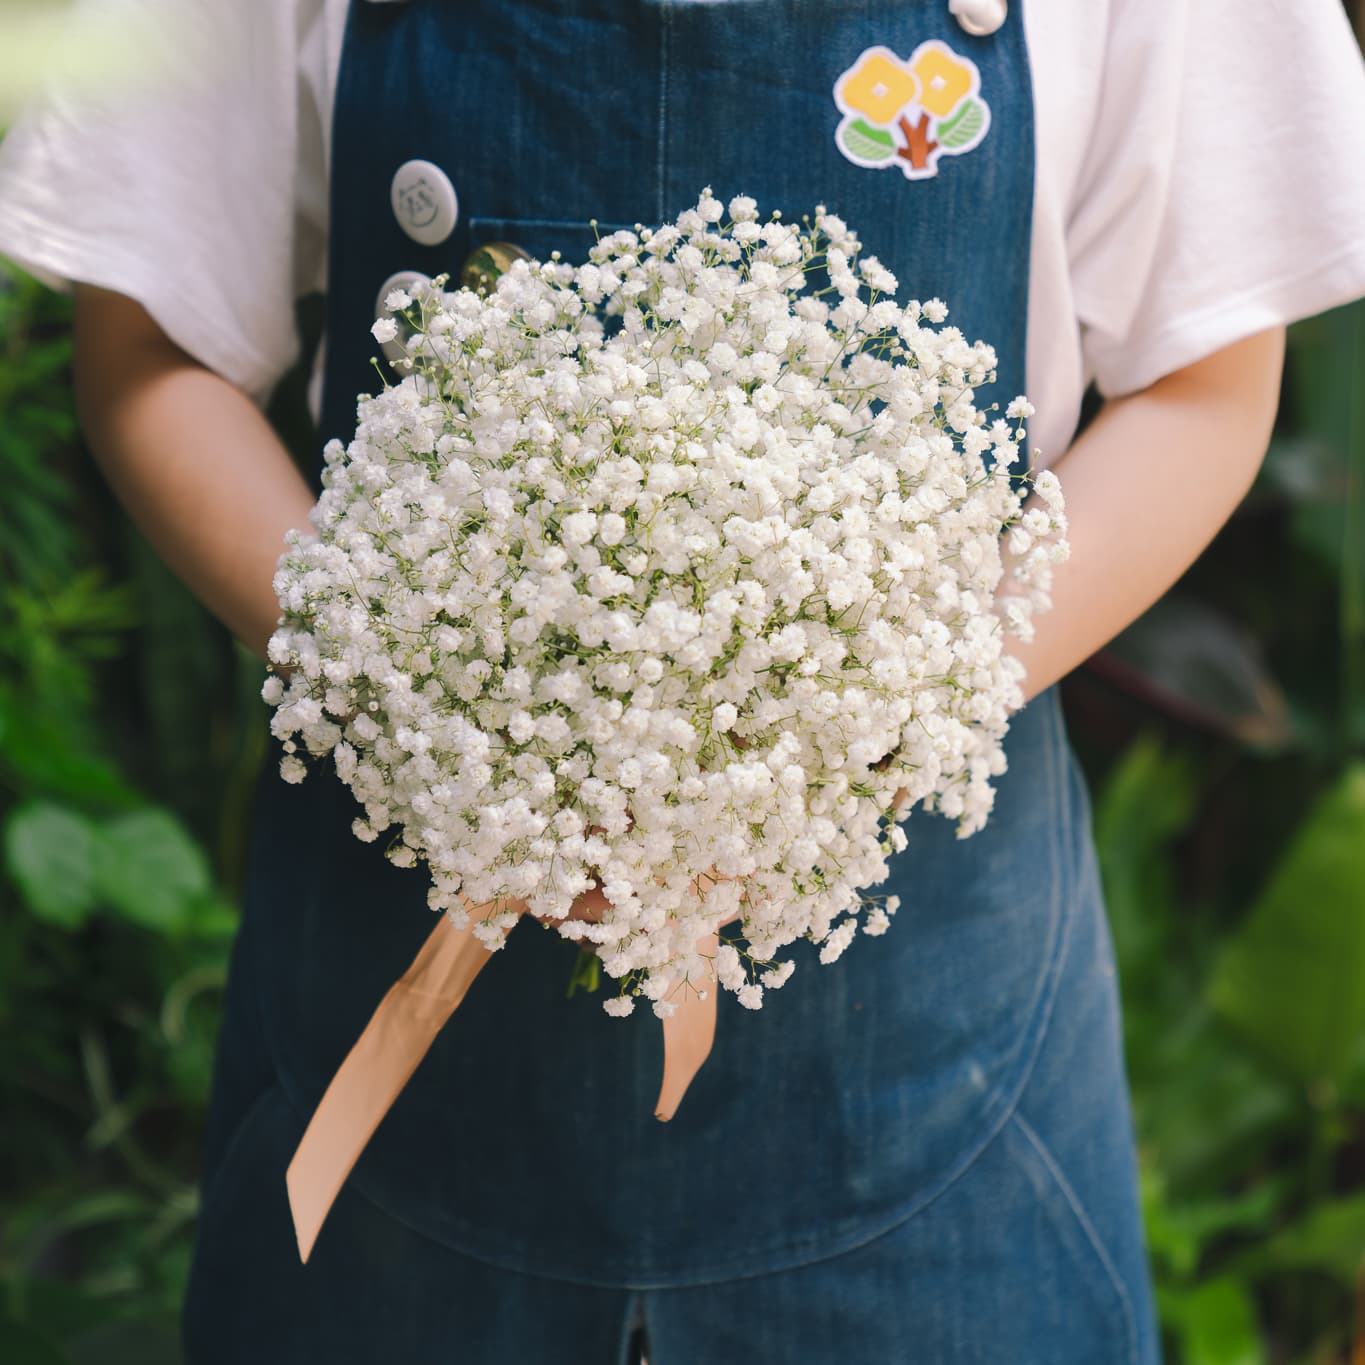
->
[1091,732,1365,1365]
[0,264,249,1363]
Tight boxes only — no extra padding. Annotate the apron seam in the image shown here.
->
[1010,1108,1140,1365]
[655,0,670,224]
[194,1078,285,1232]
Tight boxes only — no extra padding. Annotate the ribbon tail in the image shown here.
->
[285,912,498,1263]
[654,931,719,1121]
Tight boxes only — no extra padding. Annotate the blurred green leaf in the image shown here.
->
[1143,1164,1282,1279]
[0,1317,72,1365]
[121,530,239,838]
[3,802,99,928]
[180,897,240,942]
[1258,435,1350,573]
[1282,300,1365,754]
[9,1189,156,1301]
[1343,1023,1365,1106]
[159,965,227,1046]
[1092,730,1197,975]
[1134,1024,1293,1195]
[92,810,212,933]
[1206,765,1365,1085]
[0,686,138,805]
[1158,1276,1263,1365]
[66,1315,182,1365]
[19,1283,114,1351]
[0,250,229,1356]
[160,963,227,1104]
[1231,1190,1365,1283]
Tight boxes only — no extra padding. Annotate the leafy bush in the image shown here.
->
[0,263,255,1363]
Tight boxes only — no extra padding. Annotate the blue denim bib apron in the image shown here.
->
[183,3,1164,1360]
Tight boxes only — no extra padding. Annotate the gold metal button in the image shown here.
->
[459,241,532,296]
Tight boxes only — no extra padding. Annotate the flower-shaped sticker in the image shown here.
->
[834,40,991,181]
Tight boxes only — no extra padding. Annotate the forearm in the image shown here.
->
[1003,326,1287,706]
[72,285,317,662]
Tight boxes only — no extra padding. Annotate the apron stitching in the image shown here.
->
[1009,1109,1140,1365]
[194,1079,282,1230]
[656,0,670,223]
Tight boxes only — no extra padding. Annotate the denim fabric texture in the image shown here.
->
[183,1,1164,1359]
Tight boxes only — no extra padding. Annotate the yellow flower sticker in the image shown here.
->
[837,48,920,126]
[912,45,974,119]
[833,39,991,182]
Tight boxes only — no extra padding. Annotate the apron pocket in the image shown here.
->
[467,216,637,268]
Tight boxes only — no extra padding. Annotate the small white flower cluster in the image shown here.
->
[265,189,1068,1016]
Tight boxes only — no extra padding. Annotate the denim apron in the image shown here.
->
[183,3,1164,1360]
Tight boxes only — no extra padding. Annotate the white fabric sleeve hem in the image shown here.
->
[1090,240,1365,399]
[0,202,283,407]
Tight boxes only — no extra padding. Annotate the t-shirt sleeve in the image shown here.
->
[0,0,316,407]
[1068,0,1365,399]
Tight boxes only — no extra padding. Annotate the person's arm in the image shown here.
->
[76,279,1286,704]
[71,283,317,663]
[1002,324,1287,706]
[69,283,650,928]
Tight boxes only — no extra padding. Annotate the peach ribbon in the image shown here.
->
[284,913,719,1263]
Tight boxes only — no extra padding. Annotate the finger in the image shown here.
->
[458,891,530,920]
[531,879,612,928]
[690,864,750,930]
[570,882,612,922]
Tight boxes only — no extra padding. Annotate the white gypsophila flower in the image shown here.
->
[264,190,1068,1016]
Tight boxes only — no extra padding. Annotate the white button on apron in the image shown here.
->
[390,159,459,246]
[373,268,432,366]
[949,0,1007,38]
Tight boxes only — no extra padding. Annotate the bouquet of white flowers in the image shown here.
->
[265,188,1067,1021]
[269,188,1070,1262]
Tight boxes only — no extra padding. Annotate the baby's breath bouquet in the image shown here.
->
[264,189,1067,1020]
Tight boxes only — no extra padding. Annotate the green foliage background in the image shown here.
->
[2,29,1365,1359]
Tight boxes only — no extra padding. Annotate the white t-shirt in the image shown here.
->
[2,0,1365,469]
